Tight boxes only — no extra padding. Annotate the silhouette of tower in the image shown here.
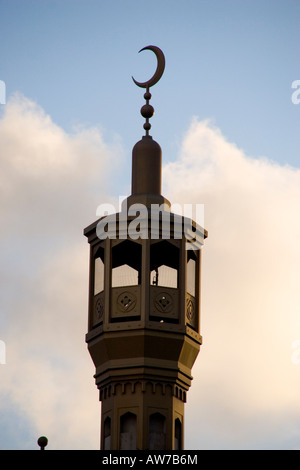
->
[84,46,207,450]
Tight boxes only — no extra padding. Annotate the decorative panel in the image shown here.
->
[93,291,104,327]
[150,286,179,321]
[111,286,140,320]
[185,292,198,331]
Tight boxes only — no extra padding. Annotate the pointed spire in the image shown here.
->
[124,46,170,211]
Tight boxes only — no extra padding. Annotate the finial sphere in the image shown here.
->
[37,436,48,450]
[141,104,154,119]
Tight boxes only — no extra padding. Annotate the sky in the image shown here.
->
[0,0,300,450]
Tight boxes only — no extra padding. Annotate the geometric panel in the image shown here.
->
[185,293,198,331]
[154,292,173,313]
[150,286,179,322]
[117,291,137,312]
[111,286,140,320]
[93,291,104,326]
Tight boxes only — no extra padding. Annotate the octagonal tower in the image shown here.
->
[84,46,207,450]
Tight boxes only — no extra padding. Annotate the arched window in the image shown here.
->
[112,240,141,288]
[103,416,111,450]
[150,241,179,289]
[120,412,137,450]
[186,250,197,297]
[94,245,105,295]
[149,412,166,450]
[174,418,182,450]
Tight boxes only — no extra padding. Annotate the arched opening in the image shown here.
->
[174,418,182,450]
[94,245,105,295]
[150,241,179,288]
[112,240,141,288]
[120,412,137,450]
[103,416,111,450]
[186,250,197,297]
[149,412,166,450]
[186,250,198,330]
[150,241,180,323]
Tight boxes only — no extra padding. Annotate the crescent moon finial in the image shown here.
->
[132,46,165,136]
[132,45,165,89]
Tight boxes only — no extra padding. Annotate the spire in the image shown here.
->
[127,46,170,209]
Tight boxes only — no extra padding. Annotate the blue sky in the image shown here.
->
[0,0,300,450]
[1,0,299,173]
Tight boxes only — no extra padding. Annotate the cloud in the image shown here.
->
[163,118,300,449]
[0,98,299,449]
[0,94,122,449]
[0,93,121,236]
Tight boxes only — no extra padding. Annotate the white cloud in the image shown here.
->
[0,93,121,237]
[164,118,300,449]
[0,94,121,449]
[0,98,299,449]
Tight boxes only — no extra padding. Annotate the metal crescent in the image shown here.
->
[132,45,165,89]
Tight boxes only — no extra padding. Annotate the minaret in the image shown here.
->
[84,46,207,450]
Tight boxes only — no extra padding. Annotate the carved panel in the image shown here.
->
[93,291,104,326]
[155,292,173,313]
[117,292,137,312]
[150,286,178,321]
[186,293,198,331]
[111,286,140,319]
